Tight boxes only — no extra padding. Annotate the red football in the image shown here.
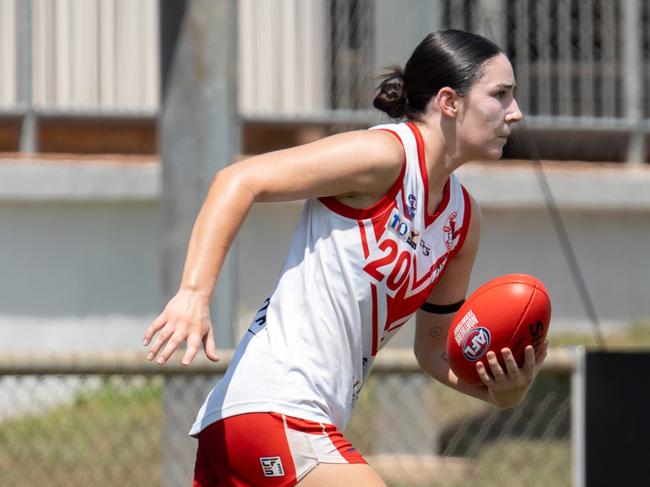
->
[446,274,551,385]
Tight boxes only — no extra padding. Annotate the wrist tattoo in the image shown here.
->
[429,326,443,337]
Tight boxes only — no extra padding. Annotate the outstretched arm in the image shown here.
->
[143,129,405,365]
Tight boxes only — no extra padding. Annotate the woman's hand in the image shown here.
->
[476,341,548,409]
[142,289,220,366]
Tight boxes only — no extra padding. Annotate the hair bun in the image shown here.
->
[373,68,407,119]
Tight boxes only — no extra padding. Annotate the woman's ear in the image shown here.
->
[436,87,460,118]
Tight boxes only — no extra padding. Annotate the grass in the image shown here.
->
[0,322,646,486]
[0,378,163,487]
[549,320,650,350]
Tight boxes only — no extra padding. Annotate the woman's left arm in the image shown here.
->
[413,194,547,408]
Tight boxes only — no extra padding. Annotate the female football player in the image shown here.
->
[144,29,546,487]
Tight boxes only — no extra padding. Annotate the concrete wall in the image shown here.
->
[2,158,649,352]
[0,159,161,351]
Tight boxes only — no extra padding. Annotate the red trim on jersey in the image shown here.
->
[318,129,406,221]
[382,317,409,336]
[371,283,379,357]
[449,185,473,258]
[400,190,409,219]
[411,253,448,290]
[406,122,451,227]
[371,203,394,241]
[358,221,370,259]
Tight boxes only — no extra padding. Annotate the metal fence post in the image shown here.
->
[16,0,37,152]
[622,0,646,164]
[159,0,240,485]
[571,347,586,487]
[159,0,240,347]
[372,1,444,458]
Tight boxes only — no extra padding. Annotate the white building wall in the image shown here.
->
[1,160,648,352]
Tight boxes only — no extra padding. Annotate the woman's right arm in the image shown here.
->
[143,129,404,366]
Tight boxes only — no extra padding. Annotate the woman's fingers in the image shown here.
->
[157,329,188,365]
[523,345,536,378]
[143,314,167,346]
[182,333,203,366]
[486,351,506,382]
[501,348,520,378]
[147,322,175,361]
[476,361,492,386]
[203,326,220,362]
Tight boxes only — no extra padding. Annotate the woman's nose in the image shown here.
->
[506,98,523,123]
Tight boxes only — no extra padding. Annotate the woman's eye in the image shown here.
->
[495,91,506,99]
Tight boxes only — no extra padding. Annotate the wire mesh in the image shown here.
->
[0,364,571,487]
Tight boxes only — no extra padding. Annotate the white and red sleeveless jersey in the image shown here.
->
[190,121,472,436]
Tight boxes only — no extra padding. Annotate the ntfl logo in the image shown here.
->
[462,327,491,361]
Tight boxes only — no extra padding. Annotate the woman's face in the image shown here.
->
[456,53,523,161]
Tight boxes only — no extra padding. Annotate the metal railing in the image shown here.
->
[0,348,579,487]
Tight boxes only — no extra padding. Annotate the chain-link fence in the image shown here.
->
[0,349,575,487]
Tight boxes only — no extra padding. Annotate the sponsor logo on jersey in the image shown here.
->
[387,207,419,249]
[260,457,285,477]
[407,193,417,220]
[443,211,459,250]
[419,239,431,256]
[462,326,491,361]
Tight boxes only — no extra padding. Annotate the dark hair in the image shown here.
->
[373,29,503,120]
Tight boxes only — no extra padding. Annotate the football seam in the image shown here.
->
[506,283,538,352]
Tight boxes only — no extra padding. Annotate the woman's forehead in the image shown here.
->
[476,54,516,88]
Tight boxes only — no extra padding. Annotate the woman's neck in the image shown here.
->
[412,120,464,214]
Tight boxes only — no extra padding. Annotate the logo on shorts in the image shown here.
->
[260,456,285,477]
[462,327,491,361]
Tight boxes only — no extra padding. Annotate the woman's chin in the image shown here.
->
[480,147,504,161]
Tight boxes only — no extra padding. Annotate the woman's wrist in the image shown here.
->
[177,284,212,300]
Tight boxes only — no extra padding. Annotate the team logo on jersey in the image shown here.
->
[387,207,419,249]
[443,212,459,250]
[260,457,285,477]
[462,327,491,361]
[407,194,417,220]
